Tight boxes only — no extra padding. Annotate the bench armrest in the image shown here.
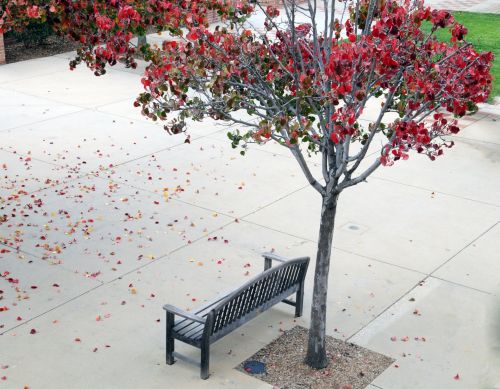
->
[163,304,206,324]
[262,252,287,263]
[262,252,288,270]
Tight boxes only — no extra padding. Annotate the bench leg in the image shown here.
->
[166,312,175,365]
[200,343,210,379]
[295,284,305,318]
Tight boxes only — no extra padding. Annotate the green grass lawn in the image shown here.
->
[422,12,500,101]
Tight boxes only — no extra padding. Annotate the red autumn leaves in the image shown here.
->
[0,0,252,75]
[0,0,493,165]
[132,0,491,162]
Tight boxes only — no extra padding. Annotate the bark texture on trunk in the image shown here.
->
[305,192,339,369]
[138,35,147,48]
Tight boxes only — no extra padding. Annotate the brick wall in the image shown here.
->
[0,34,5,65]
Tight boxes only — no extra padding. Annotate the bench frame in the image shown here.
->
[163,252,309,379]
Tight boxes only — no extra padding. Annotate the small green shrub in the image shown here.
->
[10,20,53,48]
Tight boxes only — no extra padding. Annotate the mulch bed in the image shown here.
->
[4,34,77,64]
[238,326,394,389]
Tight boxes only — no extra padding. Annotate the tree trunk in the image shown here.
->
[305,192,339,369]
[138,35,147,48]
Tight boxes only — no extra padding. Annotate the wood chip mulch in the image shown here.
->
[238,326,394,389]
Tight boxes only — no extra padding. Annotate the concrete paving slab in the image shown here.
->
[0,56,68,84]
[350,277,499,389]
[0,150,81,203]
[0,250,100,333]
[1,174,147,257]
[244,179,500,274]
[479,102,500,117]
[5,63,143,109]
[358,96,490,132]
[0,175,233,282]
[49,201,233,283]
[425,0,500,13]
[456,114,500,145]
[433,222,500,293]
[359,100,404,124]
[52,51,78,60]
[207,129,326,169]
[97,99,227,138]
[0,88,83,132]
[0,110,190,173]
[109,139,310,217]
[371,138,500,207]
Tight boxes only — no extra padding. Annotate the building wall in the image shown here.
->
[0,34,6,65]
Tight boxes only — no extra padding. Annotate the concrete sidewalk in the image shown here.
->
[425,0,500,13]
[0,52,499,389]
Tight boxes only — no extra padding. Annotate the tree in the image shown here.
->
[1,0,493,369]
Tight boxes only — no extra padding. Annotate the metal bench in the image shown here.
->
[163,252,310,379]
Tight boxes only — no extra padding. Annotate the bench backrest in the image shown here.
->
[208,257,309,341]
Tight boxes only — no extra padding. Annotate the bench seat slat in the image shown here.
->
[174,321,202,336]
